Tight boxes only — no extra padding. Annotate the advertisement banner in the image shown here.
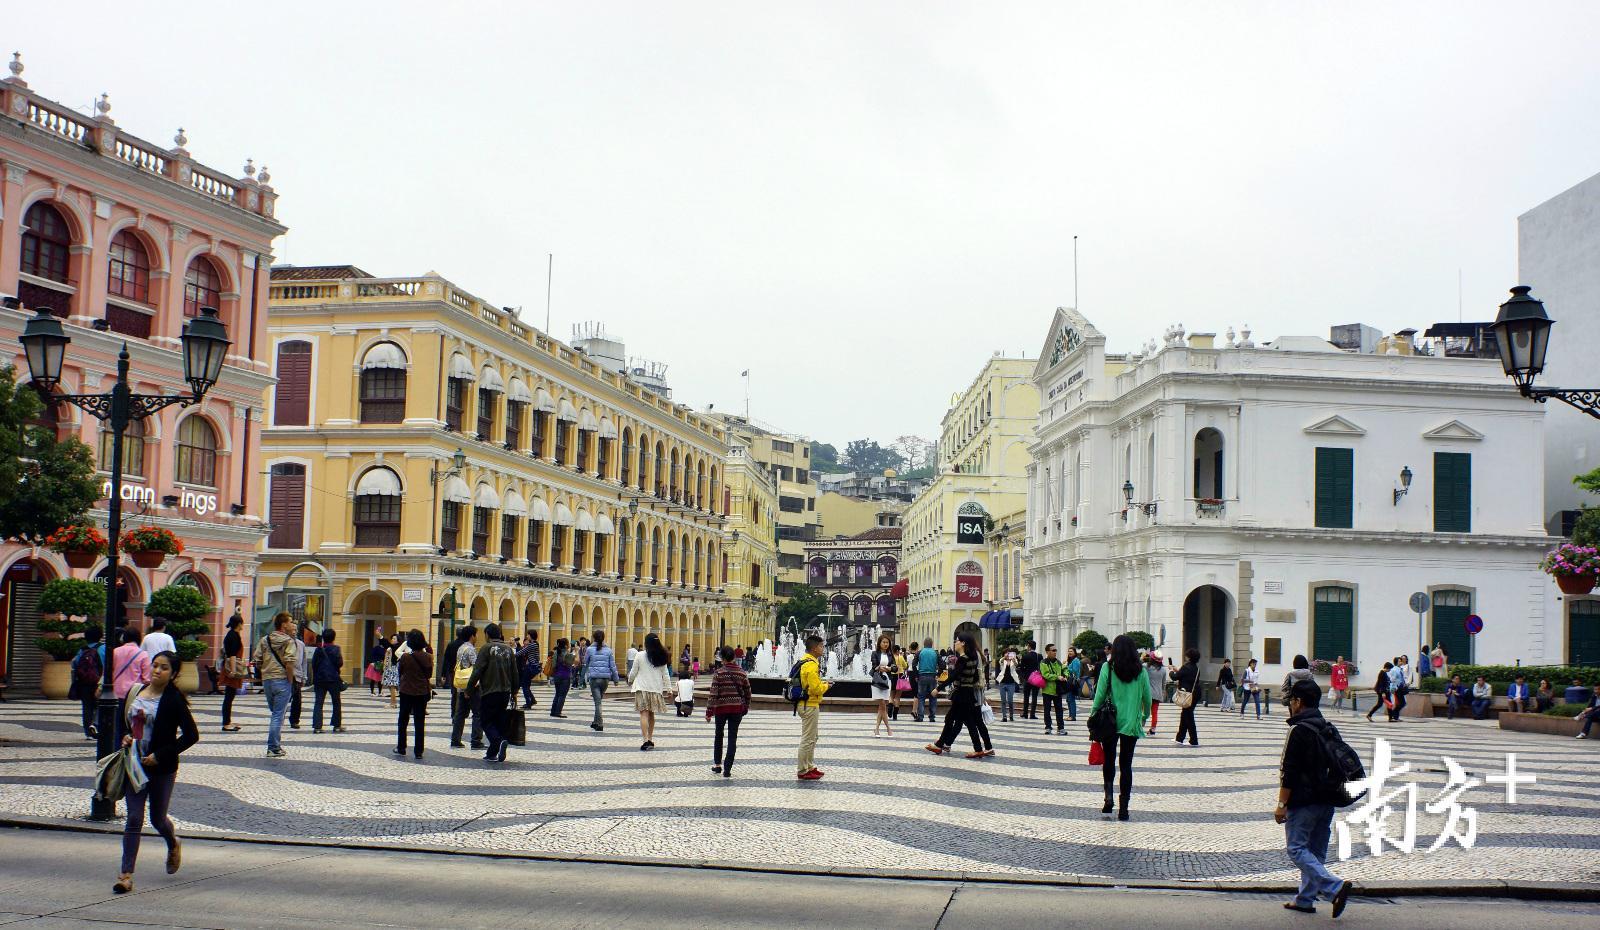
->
[955,573,983,603]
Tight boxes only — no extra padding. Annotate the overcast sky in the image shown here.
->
[17,2,1600,447]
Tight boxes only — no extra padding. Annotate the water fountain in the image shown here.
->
[747,617,885,699]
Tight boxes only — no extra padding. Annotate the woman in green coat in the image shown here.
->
[1089,634,1152,821]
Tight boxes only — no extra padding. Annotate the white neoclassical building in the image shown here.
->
[1024,307,1567,685]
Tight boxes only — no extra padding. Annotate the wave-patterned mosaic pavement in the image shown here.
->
[1,689,1596,885]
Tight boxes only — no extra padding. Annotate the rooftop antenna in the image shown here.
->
[545,253,553,333]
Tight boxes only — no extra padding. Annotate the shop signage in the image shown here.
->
[955,559,983,604]
[955,502,987,545]
[100,482,219,516]
[441,567,611,594]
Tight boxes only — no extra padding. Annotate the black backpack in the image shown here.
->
[1303,718,1367,807]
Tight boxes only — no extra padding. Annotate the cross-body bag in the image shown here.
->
[115,651,141,682]
[265,637,293,680]
[1172,667,1197,709]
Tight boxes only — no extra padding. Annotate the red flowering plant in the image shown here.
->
[45,523,108,556]
[120,526,183,555]
[1540,543,1600,578]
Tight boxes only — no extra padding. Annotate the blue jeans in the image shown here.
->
[1239,689,1262,718]
[550,676,570,716]
[263,678,292,751]
[590,679,609,726]
[915,677,937,721]
[1284,803,1344,908]
[1471,698,1490,719]
[1065,687,1078,720]
[998,682,1017,719]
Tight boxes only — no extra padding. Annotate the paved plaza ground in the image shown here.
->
[0,688,1596,892]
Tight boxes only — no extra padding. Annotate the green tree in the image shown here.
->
[148,584,215,662]
[1127,630,1156,651]
[995,627,1032,651]
[1072,629,1109,655]
[811,442,850,473]
[844,439,903,475]
[775,584,828,630]
[1574,507,1600,549]
[36,577,107,660]
[1574,466,1600,496]
[0,366,100,541]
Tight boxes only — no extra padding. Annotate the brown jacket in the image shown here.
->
[398,649,434,697]
[252,630,297,682]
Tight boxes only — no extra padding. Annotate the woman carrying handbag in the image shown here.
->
[1171,648,1201,747]
[1088,635,1152,821]
[113,650,199,895]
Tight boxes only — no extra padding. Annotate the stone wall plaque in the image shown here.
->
[1264,607,1296,623]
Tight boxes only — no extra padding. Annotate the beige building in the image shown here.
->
[721,444,778,646]
[706,415,819,599]
[902,357,1039,646]
[260,265,733,674]
[816,490,905,539]
[803,527,902,630]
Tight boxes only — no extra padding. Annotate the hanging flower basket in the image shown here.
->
[1541,543,1600,595]
[46,523,107,569]
[120,526,183,569]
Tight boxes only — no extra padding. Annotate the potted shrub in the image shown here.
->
[147,583,215,693]
[34,577,106,698]
[120,526,183,569]
[1540,543,1600,595]
[46,523,108,569]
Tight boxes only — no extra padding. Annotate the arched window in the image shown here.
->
[1194,428,1225,500]
[183,256,223,317]
[616,518,630,575]
[620,428,633,485]
[634,524,646,579]
[693,539,703,587]
[637,439,649,491]
[669,448,681,501]
[268,463,306,549]
[98,417,145,478]
[650,528,662,581]
[107,230,151,304]
[175,416,218,487]
[654,442,666,498]
[666,533,677,585]
[21,202,71,283]
[352,467,403,547]
[359,342,407,424]
[274,340,313,426]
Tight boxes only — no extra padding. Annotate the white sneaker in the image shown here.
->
[1577,732,1587,739]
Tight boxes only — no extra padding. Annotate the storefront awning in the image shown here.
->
[478,366,505,392]
[441,475,471,504]
[502,488,528,517]
[528,496,551,521]
[361,342,406,370]
[473,483,500,509]
[507,377,533,404]
[448,353,475,380]
[594,513,615,535]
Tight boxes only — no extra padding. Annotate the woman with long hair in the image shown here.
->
[927,633,993,759]
[548,637,572,718]
[1089,634,1152,821]
[220,614,245,731]
[381,633,402,709]
[869,634,895,737]
[628,633,673,750]
[113,650,198,894]
[1173,647,1201,747]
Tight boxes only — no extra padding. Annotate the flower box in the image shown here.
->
[47,523,107,568]
[1541,543,1600,594]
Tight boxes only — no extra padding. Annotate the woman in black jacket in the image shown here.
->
[1173,648,1202,747]
[115,650,199,894]
[927,634,993,759]
[220,614,244,732]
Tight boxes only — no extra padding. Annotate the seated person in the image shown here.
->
[1470,677,1493,720]
[1577,684,1600,740]
[1536,679,1555,712]
[1443,675,1471,720]
[1506,675,1531,713]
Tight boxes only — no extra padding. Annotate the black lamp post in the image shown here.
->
[16,302,230,821]
[1490,285,1600,418]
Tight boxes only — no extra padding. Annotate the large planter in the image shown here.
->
[39,660,73,699]
[128,550,166,569]
[176,663,200,694]
[1556,574,1597,596]
[1499,711,1583,737]
[62,550,97,569]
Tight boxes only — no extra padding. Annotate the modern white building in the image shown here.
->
[1518,169,1600,533]
[1024,307,1564,685]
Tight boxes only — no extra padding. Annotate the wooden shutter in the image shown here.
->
[1569,601,1600,667]
[268,465,306,549]
[1431,590,1472,665]
[273,341,312,426]
[1433,452,1471,533]
[1312,586,1354,660]
[1314,448,1353,529]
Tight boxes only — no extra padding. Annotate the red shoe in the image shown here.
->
[810,768,824,777]
[797,770,823,780]
[925,744,945,755]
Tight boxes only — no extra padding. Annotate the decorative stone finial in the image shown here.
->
[1240,325,1253,348]
[1226,327,1236,347]
[173,127,188,149]
[7,52,22,82]
[242,158,255,179]
[94,92,111,117]
[257,164,270,185]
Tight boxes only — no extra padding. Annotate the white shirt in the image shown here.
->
[676,677,695,702]
[141,631,176,659]
[626,647,639,666]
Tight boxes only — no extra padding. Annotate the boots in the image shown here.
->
[1101,790,1114,814]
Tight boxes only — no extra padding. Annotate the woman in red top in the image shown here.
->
[1330,656,1351,713]
[705,645,751,778]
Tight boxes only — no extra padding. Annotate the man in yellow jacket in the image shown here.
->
[797,634,830,780]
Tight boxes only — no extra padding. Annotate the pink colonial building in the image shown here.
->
[0,56,283,694]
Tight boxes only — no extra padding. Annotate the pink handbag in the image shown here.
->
[1028,671,1047,689]
[894,677,911,692]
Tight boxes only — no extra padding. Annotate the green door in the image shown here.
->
[1571,600,1600,667]
[1431,589,1472,666]
[1315,448,1354,528]
[1312,586,1354,660]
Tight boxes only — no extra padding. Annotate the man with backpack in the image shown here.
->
[466,623,519,764]
[913,638,939,723]
[1276,678,1356,919]
[792,634,830,780]
[69,626,105,739]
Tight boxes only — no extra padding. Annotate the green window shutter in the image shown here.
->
[1315,448,1353,529]
[1312,587,1354,660]
[1570,601,1600,668]
[1431,591,1472,665]
[1434,452,1471,533]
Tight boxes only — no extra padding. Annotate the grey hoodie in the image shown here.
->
[1280,667,1316,705]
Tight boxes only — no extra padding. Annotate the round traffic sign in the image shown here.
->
[1409,592,1431,614]
[1465,614,1483,635]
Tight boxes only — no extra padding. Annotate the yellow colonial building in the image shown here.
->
[706,416,818,599]
[721,444,778,647]
[901,356,1039,646]
[259,265,741,676]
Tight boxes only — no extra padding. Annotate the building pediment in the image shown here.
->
[1422,419,1484,441]
[1302,415,1366,437]
[1032,306,1103,381]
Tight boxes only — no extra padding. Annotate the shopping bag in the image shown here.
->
[364,663,381,683]
[507,707,527,746]
[979,701,995,725]
[1087,741,1104,766]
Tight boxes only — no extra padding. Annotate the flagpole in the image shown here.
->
[743,370,750,421]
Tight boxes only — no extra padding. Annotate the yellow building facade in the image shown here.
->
[706,416,818,599]
[816,491,906,539]
[260,266,742,677]
[901,357,1039,646]
[721,445,778,647]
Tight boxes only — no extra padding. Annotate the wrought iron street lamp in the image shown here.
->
[1491,285,1600,418]
[15,301,230,821]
